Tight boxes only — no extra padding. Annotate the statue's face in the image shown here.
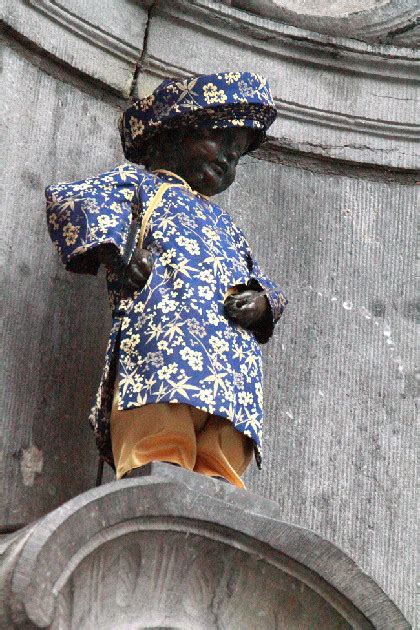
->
[145,127,255,196]
[176,127,253,196]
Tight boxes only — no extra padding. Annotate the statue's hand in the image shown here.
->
[120,247,153,295]
[224,290,269,330]
[96,244,153,295]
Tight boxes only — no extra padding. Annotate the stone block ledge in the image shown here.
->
[0,463,409,629]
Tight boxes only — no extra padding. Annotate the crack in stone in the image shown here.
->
[129,1,157,99]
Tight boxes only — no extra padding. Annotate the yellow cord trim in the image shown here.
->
[151,169,211,200]
[151,169,192,190]
[138,182,184,248]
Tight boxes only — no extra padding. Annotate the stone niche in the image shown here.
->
[0,465,410,629]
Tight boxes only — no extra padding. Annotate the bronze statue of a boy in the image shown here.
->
[46,72,288,488]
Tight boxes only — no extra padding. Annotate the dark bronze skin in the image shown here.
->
[98,127,270,332]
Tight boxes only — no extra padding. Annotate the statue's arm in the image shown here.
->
[45,166,141,276]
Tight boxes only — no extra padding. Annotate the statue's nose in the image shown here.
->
[216,154,228,169]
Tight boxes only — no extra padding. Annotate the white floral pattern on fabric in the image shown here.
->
[45,165,287,468]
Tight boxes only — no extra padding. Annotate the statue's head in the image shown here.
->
[141,126,257,196]
[119,72,277,196]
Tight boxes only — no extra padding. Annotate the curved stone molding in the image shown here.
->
[2,0,148,96]
[2,0,419,168]
[0,464,410,628]
[227,0,419,47]
[138,0,420,168]
[137,0,420,170]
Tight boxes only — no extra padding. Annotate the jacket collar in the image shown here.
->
[151,169,211,200]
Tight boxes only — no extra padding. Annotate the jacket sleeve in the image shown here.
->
[45,165,142,275]
[246,248,288,345]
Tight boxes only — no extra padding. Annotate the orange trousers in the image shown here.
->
[110,389,254,488]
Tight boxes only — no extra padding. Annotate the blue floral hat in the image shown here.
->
[119,72,277,162]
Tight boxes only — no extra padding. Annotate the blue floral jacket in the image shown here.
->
[46,165,287,467]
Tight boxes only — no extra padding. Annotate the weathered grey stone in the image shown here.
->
[0,464,410,628]
[1,40,121,529]
[1,0,148,96]
[229,0,420,46]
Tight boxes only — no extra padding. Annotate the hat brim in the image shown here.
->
[120,102,276,163]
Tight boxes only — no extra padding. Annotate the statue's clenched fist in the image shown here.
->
[224,289,269,330]
[96,243,153,296]
[120,247,153,295]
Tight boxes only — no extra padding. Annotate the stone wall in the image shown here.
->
[1,0,418,624]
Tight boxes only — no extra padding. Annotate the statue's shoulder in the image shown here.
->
[104,163,150,185]
[45,163,151,202]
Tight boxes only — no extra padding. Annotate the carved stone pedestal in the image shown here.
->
[0,463,409,629]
